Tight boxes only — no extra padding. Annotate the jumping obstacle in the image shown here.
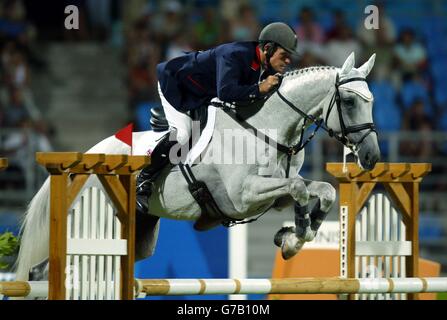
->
[2,277,447,298]
[35,152,150,300]
[2,159,446,300]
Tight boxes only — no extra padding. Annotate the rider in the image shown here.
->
[136,22,298,209]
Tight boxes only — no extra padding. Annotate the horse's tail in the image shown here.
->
[14,178,50,281]
[13,131,150,281]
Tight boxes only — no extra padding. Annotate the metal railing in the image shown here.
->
[306,130,447,183]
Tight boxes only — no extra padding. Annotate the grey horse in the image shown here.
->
[15,52,380,282]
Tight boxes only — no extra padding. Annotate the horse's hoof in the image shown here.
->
[273,226,295,247]
[281,232,305,260]
[296,228,316,242]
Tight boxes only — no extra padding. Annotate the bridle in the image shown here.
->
[324,74,377,150]
[216,73,377,178]
[274,73,376,176]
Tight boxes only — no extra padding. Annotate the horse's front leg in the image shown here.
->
[238,175,309,212]
[289,179,337,243]
[238,175,309,260]
[306,180,337,234]
[272,179,336,260]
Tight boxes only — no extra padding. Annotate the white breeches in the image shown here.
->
[157,82,192,145]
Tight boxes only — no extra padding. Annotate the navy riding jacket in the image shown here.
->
[157,41,273,112]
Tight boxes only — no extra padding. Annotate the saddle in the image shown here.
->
[139,105,223,231]
[149,105,208,133]
[150,107,169,132]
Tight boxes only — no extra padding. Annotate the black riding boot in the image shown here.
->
[136,133,177,215]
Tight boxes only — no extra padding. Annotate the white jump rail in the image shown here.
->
[1,277,446,299]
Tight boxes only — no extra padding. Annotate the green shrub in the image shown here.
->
[0,232,19,269]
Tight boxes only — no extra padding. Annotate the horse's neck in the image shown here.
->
[250,68,337,146]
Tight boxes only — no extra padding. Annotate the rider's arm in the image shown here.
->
[216,52,262,103]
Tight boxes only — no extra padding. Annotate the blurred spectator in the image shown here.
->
[166,32,193,61]
[357,2,396,47]
[323,25,362,67]
[296,51,324,69]
[294,7,324,58]
[192,6,220,50]
[153,0,185,53]
[122,0,151,35]
[5,48,29,89]
[400,98,434,159]
[126,17,160,111]
[32,119,54,152]
[0,0,28,40]
[217,17,233,44]
[399,75,431,112]
[393,28,427,81]
[355,3,397,86]
[229,3,259,41]
[1,41,17,77]
[2,88,30,128]
[1,119,32,189]
[325,10,347,42]
[402,98,432,130]
[2,119,31,156]
[294,7,325,44]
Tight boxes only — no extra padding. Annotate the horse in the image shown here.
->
[15,52,380,282]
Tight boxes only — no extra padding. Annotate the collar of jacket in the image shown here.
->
[251,46,261,71]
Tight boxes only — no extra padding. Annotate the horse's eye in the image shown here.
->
[343,98,354,107]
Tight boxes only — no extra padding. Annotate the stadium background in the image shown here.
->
[0,0,446,299]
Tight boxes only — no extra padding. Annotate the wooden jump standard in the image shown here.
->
[36,152,150,300]
[327,162,431,300]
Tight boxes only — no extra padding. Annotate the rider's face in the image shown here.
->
[269,47,292,73]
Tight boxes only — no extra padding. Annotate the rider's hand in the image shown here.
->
[259,75,280,95]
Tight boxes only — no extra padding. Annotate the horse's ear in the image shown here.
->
[339,52,355,76]
[358,53,376,77]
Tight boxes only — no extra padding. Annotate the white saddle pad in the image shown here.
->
[132,105,217,165]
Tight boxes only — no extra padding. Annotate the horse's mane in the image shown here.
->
[283,66,337,79]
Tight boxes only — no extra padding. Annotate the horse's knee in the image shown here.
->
[320,183,336,211]
[289,179,309,205]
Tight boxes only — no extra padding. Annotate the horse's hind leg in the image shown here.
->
[135,211,160,261]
